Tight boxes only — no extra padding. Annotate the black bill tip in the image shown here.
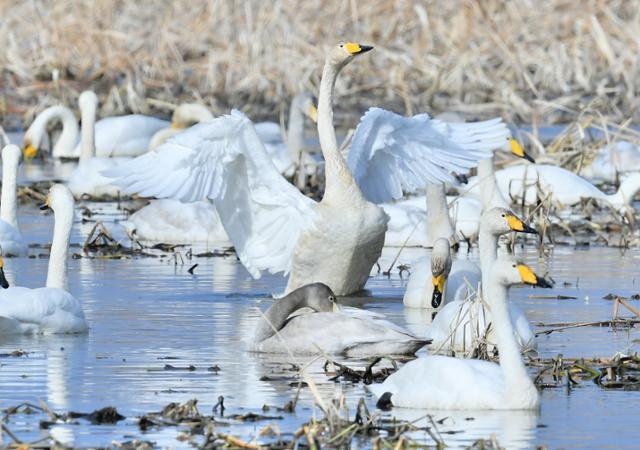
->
[0,268,9,289]
[359,45,374,53]
[431,290,443,309]
[376,392,393,411]
[536,277,554,289]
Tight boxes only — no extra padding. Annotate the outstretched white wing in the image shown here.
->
[347,108,510,203]
[105,110,316,278]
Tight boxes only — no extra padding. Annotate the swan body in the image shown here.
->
[0,145,27,256]
[428,208,538,353]
[0,184,88,335]
[106,43,490,296]
[581,141,640,184]
[369,259,546,410]
[123,199,230,245]
[464,164,640,211]
[252,283,428,356]
[24,101,168,159]
[67,91,130,198]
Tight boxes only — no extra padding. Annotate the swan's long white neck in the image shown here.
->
[425,183,455,246]
[47,200,74,290]
[318,62,364,205]
[485,274,536,396]
[0,148,20,229]
[27,106,78,158]
[478,225,498,287]
[477,157,509,211]
[79,99,97,162]
[607,173,640,209]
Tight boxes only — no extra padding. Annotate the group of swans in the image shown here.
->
[107,42,516,296]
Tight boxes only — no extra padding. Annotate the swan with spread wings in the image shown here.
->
[106,42,510,296]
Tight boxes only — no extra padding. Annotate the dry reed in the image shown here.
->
[1,0,639,128]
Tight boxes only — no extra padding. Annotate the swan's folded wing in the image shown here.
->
[347,108,510,203]
[105,110,316,277]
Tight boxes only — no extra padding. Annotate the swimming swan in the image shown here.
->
[369,258,549,410]
[0,145,27,256]
[67,91,131,198]
[0,184,88,334]
[429,208,539,353]
[106,43,502,296]
[252,283,428,356]
[23,96,168,159]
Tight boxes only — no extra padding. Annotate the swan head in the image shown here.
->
[0,256,9,289]
[293,282,338,312]
[508,138,535,163]
[482,207,537,236]
[328,42,373,68]
[40,184,75,213]
[171,103,214,128]
[292,92,318,123]
[22,131,40,160]
[430,238,452,308]
[492,258,553,288]
[78,90,99,112]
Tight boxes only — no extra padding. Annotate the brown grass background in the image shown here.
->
[1,0,639,128]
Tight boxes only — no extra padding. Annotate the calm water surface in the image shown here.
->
[0,162,638,449]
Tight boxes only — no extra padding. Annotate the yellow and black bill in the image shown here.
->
[0,258,8,289]
[509,138,535,163]
[431,274,447,308]
[343,42,374,55]
[40,196,51,211]
[517,263,553,288]
[506,214,538,234]
[23,143,38,160]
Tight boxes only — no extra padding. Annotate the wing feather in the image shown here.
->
[105,110,316,277]
[347,108,511,203]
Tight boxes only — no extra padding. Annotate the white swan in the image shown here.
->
[148,103,215,151]
[581,141,640,184]
[0,145,27,256]
[429,208,539,353]
[67,91,131,198]
[369,258,548,410]
[253,92,318,187]
[106,43,504,296]
[122,198,230,246]
[23,97,168,159]
[252,283,427,356]
[403,238,481,311]
[464,163,640,214]
[0,184,88,334]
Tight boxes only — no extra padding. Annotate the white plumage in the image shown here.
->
[347,109,509,204]
[368,259,544,410]
[0,145,27,256]
[106,43,491,295]
[0,184,88,335]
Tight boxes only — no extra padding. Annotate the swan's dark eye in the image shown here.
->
[512,264,516,268]
[329,296,335,302]
[501,214,506,217]
[339,44,343,47]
